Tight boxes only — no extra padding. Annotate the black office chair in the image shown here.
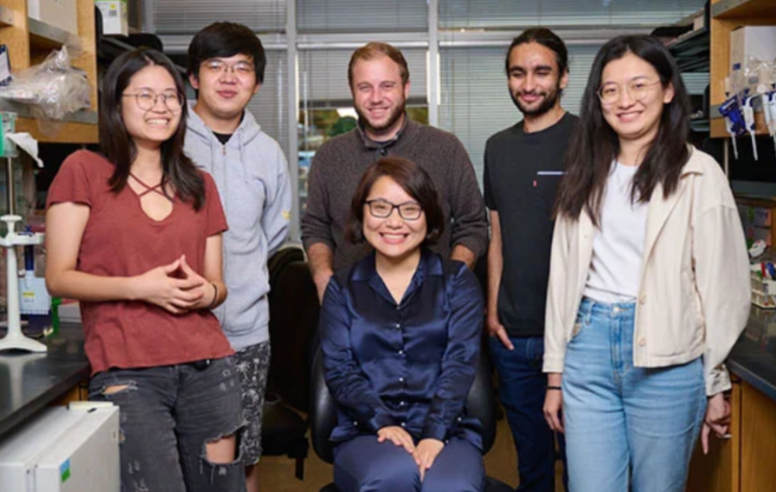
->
[309,348,512,492]
[260,246,315,480]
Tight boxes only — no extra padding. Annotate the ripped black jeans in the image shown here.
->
[89,357,246,492]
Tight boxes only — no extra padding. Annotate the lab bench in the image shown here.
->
[0,323,90,440]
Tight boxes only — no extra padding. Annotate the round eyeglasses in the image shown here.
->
[598,80,661,105]
[365,199,423,221]
[122,91,184,111]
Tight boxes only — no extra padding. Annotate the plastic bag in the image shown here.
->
[0,46,90,121]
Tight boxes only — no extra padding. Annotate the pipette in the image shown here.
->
[742,92,758,161]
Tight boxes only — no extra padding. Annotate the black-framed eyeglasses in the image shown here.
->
[365,199,423,220]
[122,91,184,111]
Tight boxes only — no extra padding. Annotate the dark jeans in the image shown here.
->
[89,357,246,492]
[489,336,567,492]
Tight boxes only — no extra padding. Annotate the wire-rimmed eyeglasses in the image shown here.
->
[122,91,184,111]
[201,59,256,77]
[598,79,662,105]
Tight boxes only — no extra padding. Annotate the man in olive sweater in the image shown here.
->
[301,42,488,300]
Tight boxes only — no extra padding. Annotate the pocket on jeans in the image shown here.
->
[569,313,589,342]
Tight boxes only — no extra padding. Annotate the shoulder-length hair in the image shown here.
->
[100,48,205,210]
[555,35,690,225]
[345,157,444,245]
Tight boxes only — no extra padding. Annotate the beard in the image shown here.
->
[510,84,562,117]
[355,98,406,138]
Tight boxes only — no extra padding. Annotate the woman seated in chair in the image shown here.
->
[320,157,485,492]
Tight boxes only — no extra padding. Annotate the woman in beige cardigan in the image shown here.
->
[542,35,750,492]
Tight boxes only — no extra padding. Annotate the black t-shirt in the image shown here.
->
[483,112,578,338]
[213,132,232,145]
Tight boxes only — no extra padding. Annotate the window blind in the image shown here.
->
[298,48,429,105]
[245,50,290,162]
[297,0,428,33]
[439,0,706,30]
[153,0,285,34]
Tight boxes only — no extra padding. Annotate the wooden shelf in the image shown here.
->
[708,0,776,142]
[0,5,12,26]
[711,111,769,138]
[0,0,98,144]
[712,0,776,19]
[28,18,81,51]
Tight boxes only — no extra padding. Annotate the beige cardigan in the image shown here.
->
[543,147,750,396]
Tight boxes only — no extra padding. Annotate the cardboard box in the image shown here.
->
[96,0,128,36]
[27,0,78,35]
[730,26,776,72]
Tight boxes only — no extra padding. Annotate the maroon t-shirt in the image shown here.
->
[47,150,234,374]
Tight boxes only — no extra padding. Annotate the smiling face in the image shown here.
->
[121,64,182,150]
[507,42,568,117]
[600,52,674,146]
[362,175,427,263]
[351,55,409,142]
[190,53,260,127]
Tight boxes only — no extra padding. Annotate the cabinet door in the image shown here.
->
[741,381,776,492]
[687,380,741,492]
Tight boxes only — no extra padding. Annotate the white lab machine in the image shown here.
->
[0,403,120,492]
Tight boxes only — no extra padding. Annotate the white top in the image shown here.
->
[583,162,648,303]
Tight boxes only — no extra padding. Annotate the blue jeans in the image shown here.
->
[563,298,706,492]
[333,435,485,492]
[89,358,246,492]
[489,336,567,492]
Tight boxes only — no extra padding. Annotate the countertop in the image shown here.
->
[0,323,90,439]
[728,306,776,402]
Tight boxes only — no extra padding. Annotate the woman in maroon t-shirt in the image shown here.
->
[45,48,245,492]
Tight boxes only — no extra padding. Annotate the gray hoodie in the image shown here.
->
[185,105,292,350]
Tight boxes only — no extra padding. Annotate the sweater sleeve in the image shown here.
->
[544,215,572,373]
[693,195,750,396]
[446,136,489,259]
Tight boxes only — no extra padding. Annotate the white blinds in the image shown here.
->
[244,50,290,163]
[298,48,429,105]
[682,72,709,95]
[439,0,706,29]
[153,0,286,34]
[296,0,428,33]
[438,45,600,187]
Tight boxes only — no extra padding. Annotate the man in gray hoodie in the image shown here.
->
[185,22,291,492]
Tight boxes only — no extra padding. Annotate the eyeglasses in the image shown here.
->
[122,91,184,111]
[598,80,662,105]
[202,59,255,77]
[365,199,423,221]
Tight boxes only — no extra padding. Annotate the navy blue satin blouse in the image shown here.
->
[320,250,484,450]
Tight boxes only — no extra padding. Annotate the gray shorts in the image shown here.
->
[234,341,271,466]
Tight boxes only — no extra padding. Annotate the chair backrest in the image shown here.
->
[267,246,319,412]
[309,346,497,464]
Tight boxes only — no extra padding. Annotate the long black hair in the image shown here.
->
[555,35,690,225]
[100,48,205,210]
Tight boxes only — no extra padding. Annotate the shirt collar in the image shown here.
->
[356,112,409,150]
[353,249,439,306]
